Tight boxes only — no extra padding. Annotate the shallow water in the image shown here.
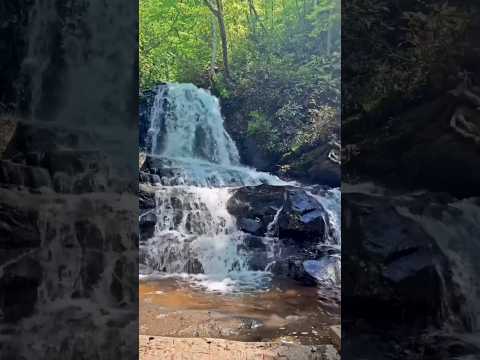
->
[140,278,339,345]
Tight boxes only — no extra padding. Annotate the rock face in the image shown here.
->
[227,184,326,243]
[342,188,480,359]
[139,336,340,360]
[342,194,451,326]
[345,93,480,197]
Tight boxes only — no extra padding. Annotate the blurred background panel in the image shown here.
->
[0,1,138,359]
[342,1,480,358]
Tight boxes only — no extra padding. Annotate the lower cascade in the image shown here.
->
[139,83,340,292]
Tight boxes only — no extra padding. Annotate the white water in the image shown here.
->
[397,198,480,332]
[147,83,240,165]
[140,84,340,292]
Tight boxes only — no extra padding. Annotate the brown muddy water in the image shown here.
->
[140,278,340,346]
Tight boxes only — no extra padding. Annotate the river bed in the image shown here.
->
[140,278,339,345]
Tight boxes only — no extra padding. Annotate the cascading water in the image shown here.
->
[140,83,340,292]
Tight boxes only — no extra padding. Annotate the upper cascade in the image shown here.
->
[146,83,241,166]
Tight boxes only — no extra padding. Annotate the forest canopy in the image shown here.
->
[140,0,340,90]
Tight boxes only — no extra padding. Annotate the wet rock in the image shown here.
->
[342,191,462,329]
[43,150,107,176]
[278,189,326,243]
[75,221,104,250]
[139,171,161,185]
[228,184,326,243]
[0,160,52,189]
[184,258,204,274]
[140,212,156,241]
[227,184,285,236]
[227,184,332,282]
[241,235,267,250]
[303,257,340,287]
[139,188,156,210]
[53,171,74,192]
[0,203,40,249]
[80,251,105,295]
[0,257,42,322]
[238,217,262,235]
[269,258,318,286]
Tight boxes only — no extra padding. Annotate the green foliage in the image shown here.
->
[247,111,280,153]
[343,0,471,120]
[140,0,341,167]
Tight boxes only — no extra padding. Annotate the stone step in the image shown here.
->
[139,336,339,360]
[329,325,341,351]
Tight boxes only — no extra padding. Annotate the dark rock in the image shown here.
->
[282,143,340,187]
[53,172,73,193]
[184,258,204,274]
[0,203,40,249]
[303,257,340,286]
[342,191,463,329]
[238,218,262,235]
[43,150,105,176]
[0,257,42,322]
[139,188,156,210]
[241,235,267,250]
[0,160,52,189]
[227,184,287,236]
[108,233,127,253]
[228,185,326,243]
[346,94,480,197]
[269,258,318,286]
[277,189,326,243]
[140,212,156,241]
[75,221,104,250]
[72,172,107,193]
[240,235,269,271]
[110,259,124,303]
[80,251,104,295]
[227,184,329,281]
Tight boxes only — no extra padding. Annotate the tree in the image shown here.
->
[203,0,232,82]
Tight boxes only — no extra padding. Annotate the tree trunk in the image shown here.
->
[203,0,232,83]
[209,16,217,88]
[326,8,332,56]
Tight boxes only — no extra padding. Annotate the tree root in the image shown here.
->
[328,140,341,164]
[449,74,480,144]
[450,107,480,144]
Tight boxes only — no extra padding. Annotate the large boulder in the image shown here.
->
[227,184,333,286]
[342,190,465,329]
[227,184,326,244]
[277,188,326,243]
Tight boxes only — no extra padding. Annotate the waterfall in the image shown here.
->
[140,84,340,292]
[397,198,480,332]
[146,83,240,165]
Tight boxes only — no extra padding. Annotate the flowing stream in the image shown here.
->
[139,83,340,293]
